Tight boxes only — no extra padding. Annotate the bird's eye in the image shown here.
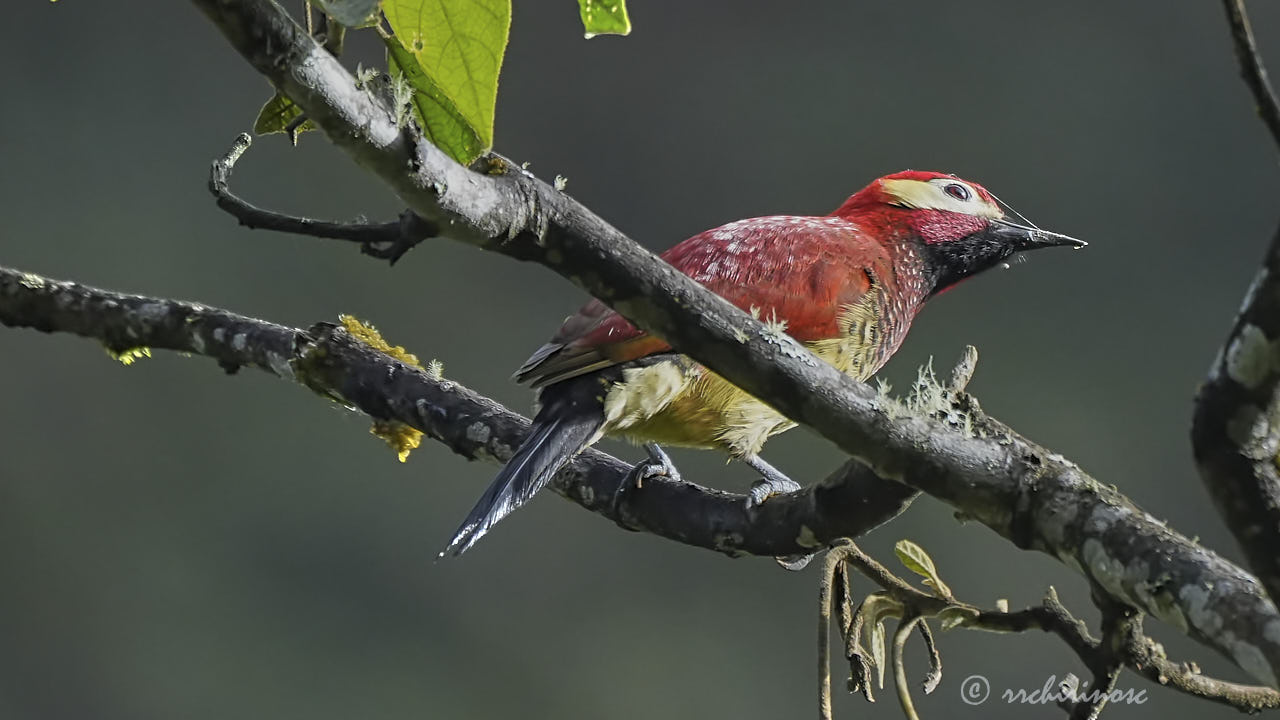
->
[944,183,971,201]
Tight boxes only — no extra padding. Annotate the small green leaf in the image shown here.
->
[577,0,630,38]
[311,0,382,27]
[253,92,316,144]
[385,38,485,164]
[895,539,953,599]
[383,0,510,164]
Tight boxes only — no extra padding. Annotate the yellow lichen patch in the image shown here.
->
[371,419,423,463]
[339,314,423,369]
[338,315,433,462]
[106,346,151,366]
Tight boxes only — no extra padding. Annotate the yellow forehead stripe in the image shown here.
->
[880,178,1002,219]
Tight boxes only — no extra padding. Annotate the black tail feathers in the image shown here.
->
[440,379,606,557]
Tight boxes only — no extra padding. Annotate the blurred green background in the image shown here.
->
[3,1,1279,718]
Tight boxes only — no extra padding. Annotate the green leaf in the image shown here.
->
[383,0,510,164]
[385,38,484,164]
[253,92,316,144]
[311,0,382,27]
[577,0,630,38]
[894,539,953,599]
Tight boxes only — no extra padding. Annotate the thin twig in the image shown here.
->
[208,133,436,264]
[916,620,942,695]
[819,549,839,720]
[825,541,1280,716]
[891,615,924,720]
[1124,621,1280,711]
[1064,601,1130,720]
[1224,0,1280,155]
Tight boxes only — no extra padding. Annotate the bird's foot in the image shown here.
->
[747,477,803,507]
[742,454,801,508]
[741,454,812,570]
[627,443,682,488]
[612,444,681,532]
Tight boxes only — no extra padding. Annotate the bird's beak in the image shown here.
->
[990,218,1087,250]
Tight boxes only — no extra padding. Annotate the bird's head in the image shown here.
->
[834,170,1085,295]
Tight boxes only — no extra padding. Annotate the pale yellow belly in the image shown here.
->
[599,334,876,457]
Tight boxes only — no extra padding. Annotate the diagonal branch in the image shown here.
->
[188,0,1280,686]
[1193,0,1280,609]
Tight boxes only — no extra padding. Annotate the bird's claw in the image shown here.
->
[746,477,802,508]
[742,453,801,509]
[612,444,681,533]
[739,454,806,566]
[626,443,682,488]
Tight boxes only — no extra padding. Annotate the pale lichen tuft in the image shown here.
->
[426,358,444,380]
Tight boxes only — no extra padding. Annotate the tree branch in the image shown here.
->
[187,0,1280,686]
[819,540,1280,716]
[209,132,436,263]
[1222,0,1280,156]
[0,265,913,558]
[1193,0,1280,609]
[9,260,1279,711]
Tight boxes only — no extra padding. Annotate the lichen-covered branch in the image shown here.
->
[190,0,1280,687]
[1192,0,1280,609]
[1192,218,1280,610]
[0,264,913,557]
[5,263,1280,713]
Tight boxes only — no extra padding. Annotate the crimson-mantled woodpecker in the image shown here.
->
[443,170,1084,556]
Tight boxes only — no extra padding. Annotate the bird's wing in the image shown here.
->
[515,216,887,388]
